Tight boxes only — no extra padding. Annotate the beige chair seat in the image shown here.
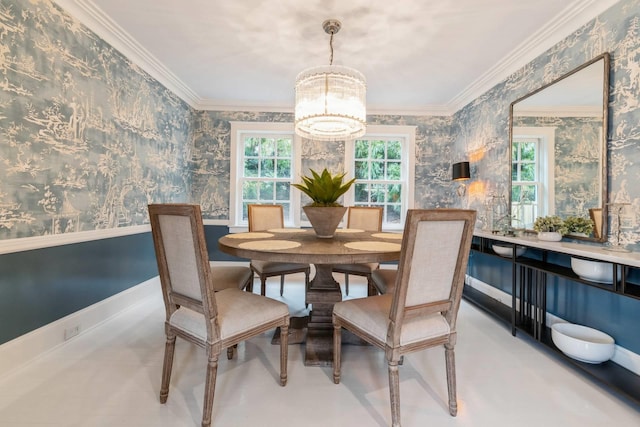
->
[170,288,290,341]
[371,269,398,295]
[333,294,450,346]
[333,262,378,275]
[209,263,252,291]
[250,260,309,275]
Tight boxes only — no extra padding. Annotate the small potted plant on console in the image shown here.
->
[564,216,595,237]
[533,215,568,242]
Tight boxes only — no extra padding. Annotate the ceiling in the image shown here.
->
[54,0,620,115]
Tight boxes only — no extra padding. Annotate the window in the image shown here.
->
[344,125,415,230]
[230,122,301,228]
[511,127,555,229]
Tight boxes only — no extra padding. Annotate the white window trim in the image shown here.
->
[229,121,302,232]
[513,126,555,216]
[344,125,416,231]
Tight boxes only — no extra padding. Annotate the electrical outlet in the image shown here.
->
[64,325,80,340]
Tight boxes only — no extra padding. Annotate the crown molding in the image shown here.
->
[54,0,620,118]
[447,0,621,113]
[53,0,199,108]
[194,98,294,113]
[195,100,453,117]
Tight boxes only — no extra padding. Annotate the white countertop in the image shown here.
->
[474,230,640,268]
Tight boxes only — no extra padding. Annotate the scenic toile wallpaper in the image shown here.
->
[1,0,640,251]
[0,0,192,239]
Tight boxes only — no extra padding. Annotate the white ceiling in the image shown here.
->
[54,0,620,115]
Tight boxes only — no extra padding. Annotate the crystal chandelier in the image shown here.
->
[294,19,367,141]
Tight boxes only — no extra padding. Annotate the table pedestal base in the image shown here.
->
[305,264,342,366]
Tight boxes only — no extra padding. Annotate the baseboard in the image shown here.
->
[465,275,640,376]
[0,276,160,380]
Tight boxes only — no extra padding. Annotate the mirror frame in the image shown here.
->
[508,52,610,242]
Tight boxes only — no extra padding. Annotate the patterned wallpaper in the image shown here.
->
[190,111,455,220]
[0,0,192,239]
[452,0,640,248]
[2,0,640,252]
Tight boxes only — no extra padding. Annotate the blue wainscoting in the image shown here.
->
[0,233,159,345]
[204,225,249,262]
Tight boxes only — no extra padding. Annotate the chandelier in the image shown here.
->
[294,19,367,141]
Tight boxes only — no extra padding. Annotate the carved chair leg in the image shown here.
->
[333,323,342,384]
[280,324,289,386]
[344,273,350,295]
[226,344,238,360]
[260,276,267,296]
[305,268,311,308]
[388,360,401,427]
[201,352,219,427]
[445,343,458,416]
[160,334,176,404]
[367,275,377,296]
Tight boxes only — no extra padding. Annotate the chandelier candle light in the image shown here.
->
[294,19,367,141]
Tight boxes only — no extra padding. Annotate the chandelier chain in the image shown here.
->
[329,32,334,65]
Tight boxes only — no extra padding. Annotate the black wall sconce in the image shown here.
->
[452,161,470,196]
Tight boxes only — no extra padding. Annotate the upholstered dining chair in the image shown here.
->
[332,209,476,427]
[148,204,290,427]
[247,204,310,297]
[332,206,384,296]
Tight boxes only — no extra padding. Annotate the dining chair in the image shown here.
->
[247,204,310,297]
[148,204,290,427]
[332,206,384,296]
[332,209,476,427]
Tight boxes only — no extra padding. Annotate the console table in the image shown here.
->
[465,230,640,406]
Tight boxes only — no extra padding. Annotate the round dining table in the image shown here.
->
[218,228,403,366]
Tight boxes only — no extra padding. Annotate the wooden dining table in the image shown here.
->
[218,228,402,366]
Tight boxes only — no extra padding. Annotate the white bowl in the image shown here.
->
[570,257,621,284]
[492,244,526,258]
[551,323,615,364]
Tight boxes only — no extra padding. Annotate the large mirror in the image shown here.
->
[509,52,610,242]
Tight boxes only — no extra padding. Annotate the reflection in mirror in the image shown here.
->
[509,53,610,242]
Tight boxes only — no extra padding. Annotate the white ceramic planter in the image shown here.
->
[492,244,526,258]
[551,323,615,364]
[537,231,562,242]
[570,257,622,284]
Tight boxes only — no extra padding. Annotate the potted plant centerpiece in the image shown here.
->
[564,216,595,237]
[292,168,355,238]
[533,215,568,242]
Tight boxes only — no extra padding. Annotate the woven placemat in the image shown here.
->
[239,240,301,250]
[371,232,403,240]
[267,228,307,233]
[226,232,274,239]
[344,241,401,252]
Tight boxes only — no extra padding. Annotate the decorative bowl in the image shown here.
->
[551,323,615,364]
[570,257,622,284]
[492,244,526,258]
[537,231,562,242]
